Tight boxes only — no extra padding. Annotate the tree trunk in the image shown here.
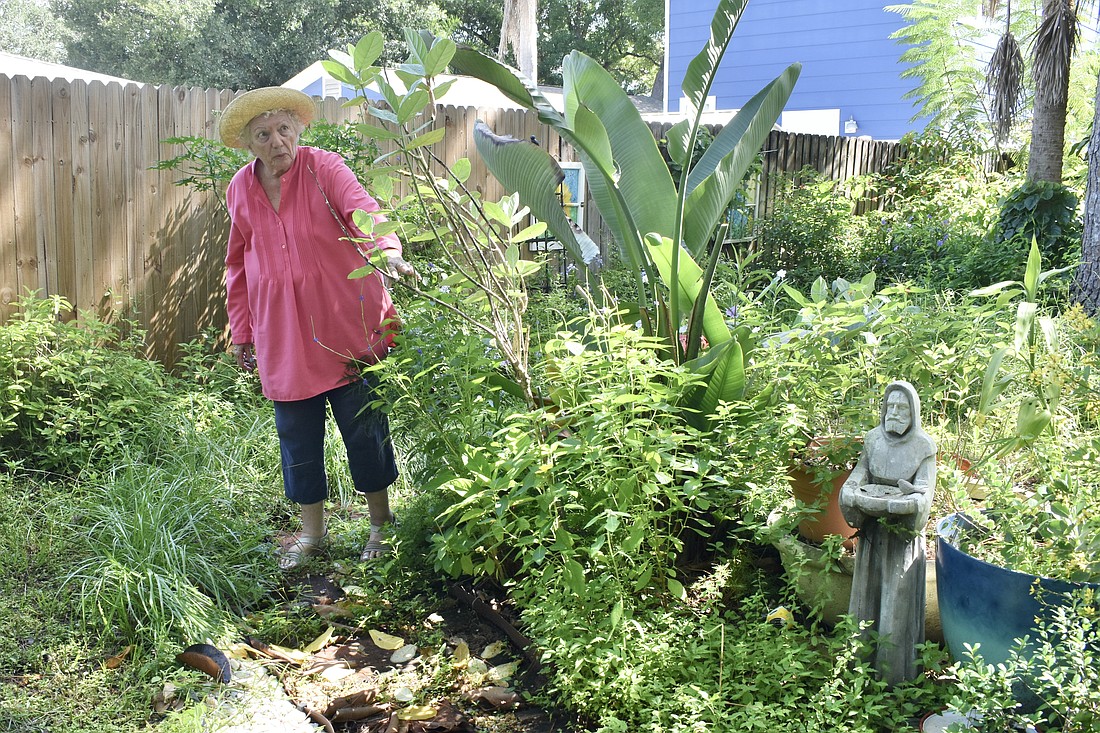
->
[1071,68,1100,314]
[1026,0,1073,183]
[500,0,538,83]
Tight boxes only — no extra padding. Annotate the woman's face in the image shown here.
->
[245,111,301,177]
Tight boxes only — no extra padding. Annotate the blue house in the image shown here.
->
[664,0,928,140]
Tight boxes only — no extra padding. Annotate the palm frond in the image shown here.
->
[1032,0,1079,106]
[986,31,1024,140]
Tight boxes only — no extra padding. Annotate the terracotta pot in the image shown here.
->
[787,457,858,546]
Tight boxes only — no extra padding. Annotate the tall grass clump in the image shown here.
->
[64,448,274,648]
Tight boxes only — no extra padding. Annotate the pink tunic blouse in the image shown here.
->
[225,146,401,402]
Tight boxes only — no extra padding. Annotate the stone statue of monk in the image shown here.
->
[839,380,936,686]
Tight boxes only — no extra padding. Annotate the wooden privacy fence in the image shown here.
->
[1,74,912,366]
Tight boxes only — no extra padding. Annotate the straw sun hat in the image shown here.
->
[218,86,316,148]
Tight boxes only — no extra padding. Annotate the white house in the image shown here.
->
[0,51,142,86]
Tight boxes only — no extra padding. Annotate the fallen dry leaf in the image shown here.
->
[397,704,437,721]
[470,686,521,709]
[390,644,418,664]
[324,689,377,717]
[303,626,335,654]
[487,660,519,682]
[480,641,506,659]
[105,645,133,669]
[369,629,405,650]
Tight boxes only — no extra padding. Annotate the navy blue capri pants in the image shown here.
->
[272,379,397,505]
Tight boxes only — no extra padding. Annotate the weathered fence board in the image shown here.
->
[2,75,926,365]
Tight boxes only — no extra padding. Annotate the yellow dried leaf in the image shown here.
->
[267,643,311,664]
[319,665,356,682]
[303,626,334,654]
[368,629,405,650]
[397,704,437,721]
[481,641,506,659]
[488,660,519,681]
[452,640,470,664]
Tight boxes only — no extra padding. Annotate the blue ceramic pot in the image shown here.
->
[935,512,1098,708]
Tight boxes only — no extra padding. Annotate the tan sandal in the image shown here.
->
[278,532,326,571]
[360,515,397,561]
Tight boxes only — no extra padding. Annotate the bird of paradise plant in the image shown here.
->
[449,0,800,427]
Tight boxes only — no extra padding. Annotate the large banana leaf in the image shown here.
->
[681,0,750,116]
[449,45,566,129]
[644,233,730,347]
[682,64,801,258]
[563,52,677,246]
[473,122,601,266]
[682,335,746,430]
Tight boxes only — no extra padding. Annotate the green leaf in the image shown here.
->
[683,64,801,258]
[403,28,430,65]
[424,38,457,77]
[512,222,547,242]
[367,106,399,125]
[978,347,1009,415]
[681,336,746,423]
[352,32,385,71]
[572,103,615,181]
[563,558,585,595]
[321,59,359,87]
[664,120,692,167]
[970,280,1022,297]
[563,51,677,249]
[432,78,457,100]
[1023,237,1041,301]
[1014,301,1037,356]
[355,123,401,141]
[406,127,447,150]
[449,44,566,128]
[681,0,750,115]
[473,121,601,266]
[451,158,472,183]
[609,600,623,630]
[397,90,431,123]
[667,577,686,600]
[644,234,730,347]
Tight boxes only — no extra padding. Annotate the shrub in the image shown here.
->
[960,179,1082,295]
[0,294,171,475]
[755,167,854,285]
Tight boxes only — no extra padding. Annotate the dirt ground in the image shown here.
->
[243,573,578,733]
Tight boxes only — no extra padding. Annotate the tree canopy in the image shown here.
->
[1,0,71,62]
[441,0,663,93]
[52,0,454,89]
[37,0,663,93]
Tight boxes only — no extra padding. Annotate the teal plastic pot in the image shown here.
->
[935,512,1098,708]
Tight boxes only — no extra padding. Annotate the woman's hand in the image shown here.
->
[384,252,418,281]
[233,343,256,372]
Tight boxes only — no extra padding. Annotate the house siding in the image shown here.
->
[666,0,927,140]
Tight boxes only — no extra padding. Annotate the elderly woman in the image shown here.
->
[217,86,414,570]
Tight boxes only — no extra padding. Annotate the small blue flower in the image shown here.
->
[725,305,739,321]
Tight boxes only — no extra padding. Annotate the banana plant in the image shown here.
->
[449,0,800,426]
